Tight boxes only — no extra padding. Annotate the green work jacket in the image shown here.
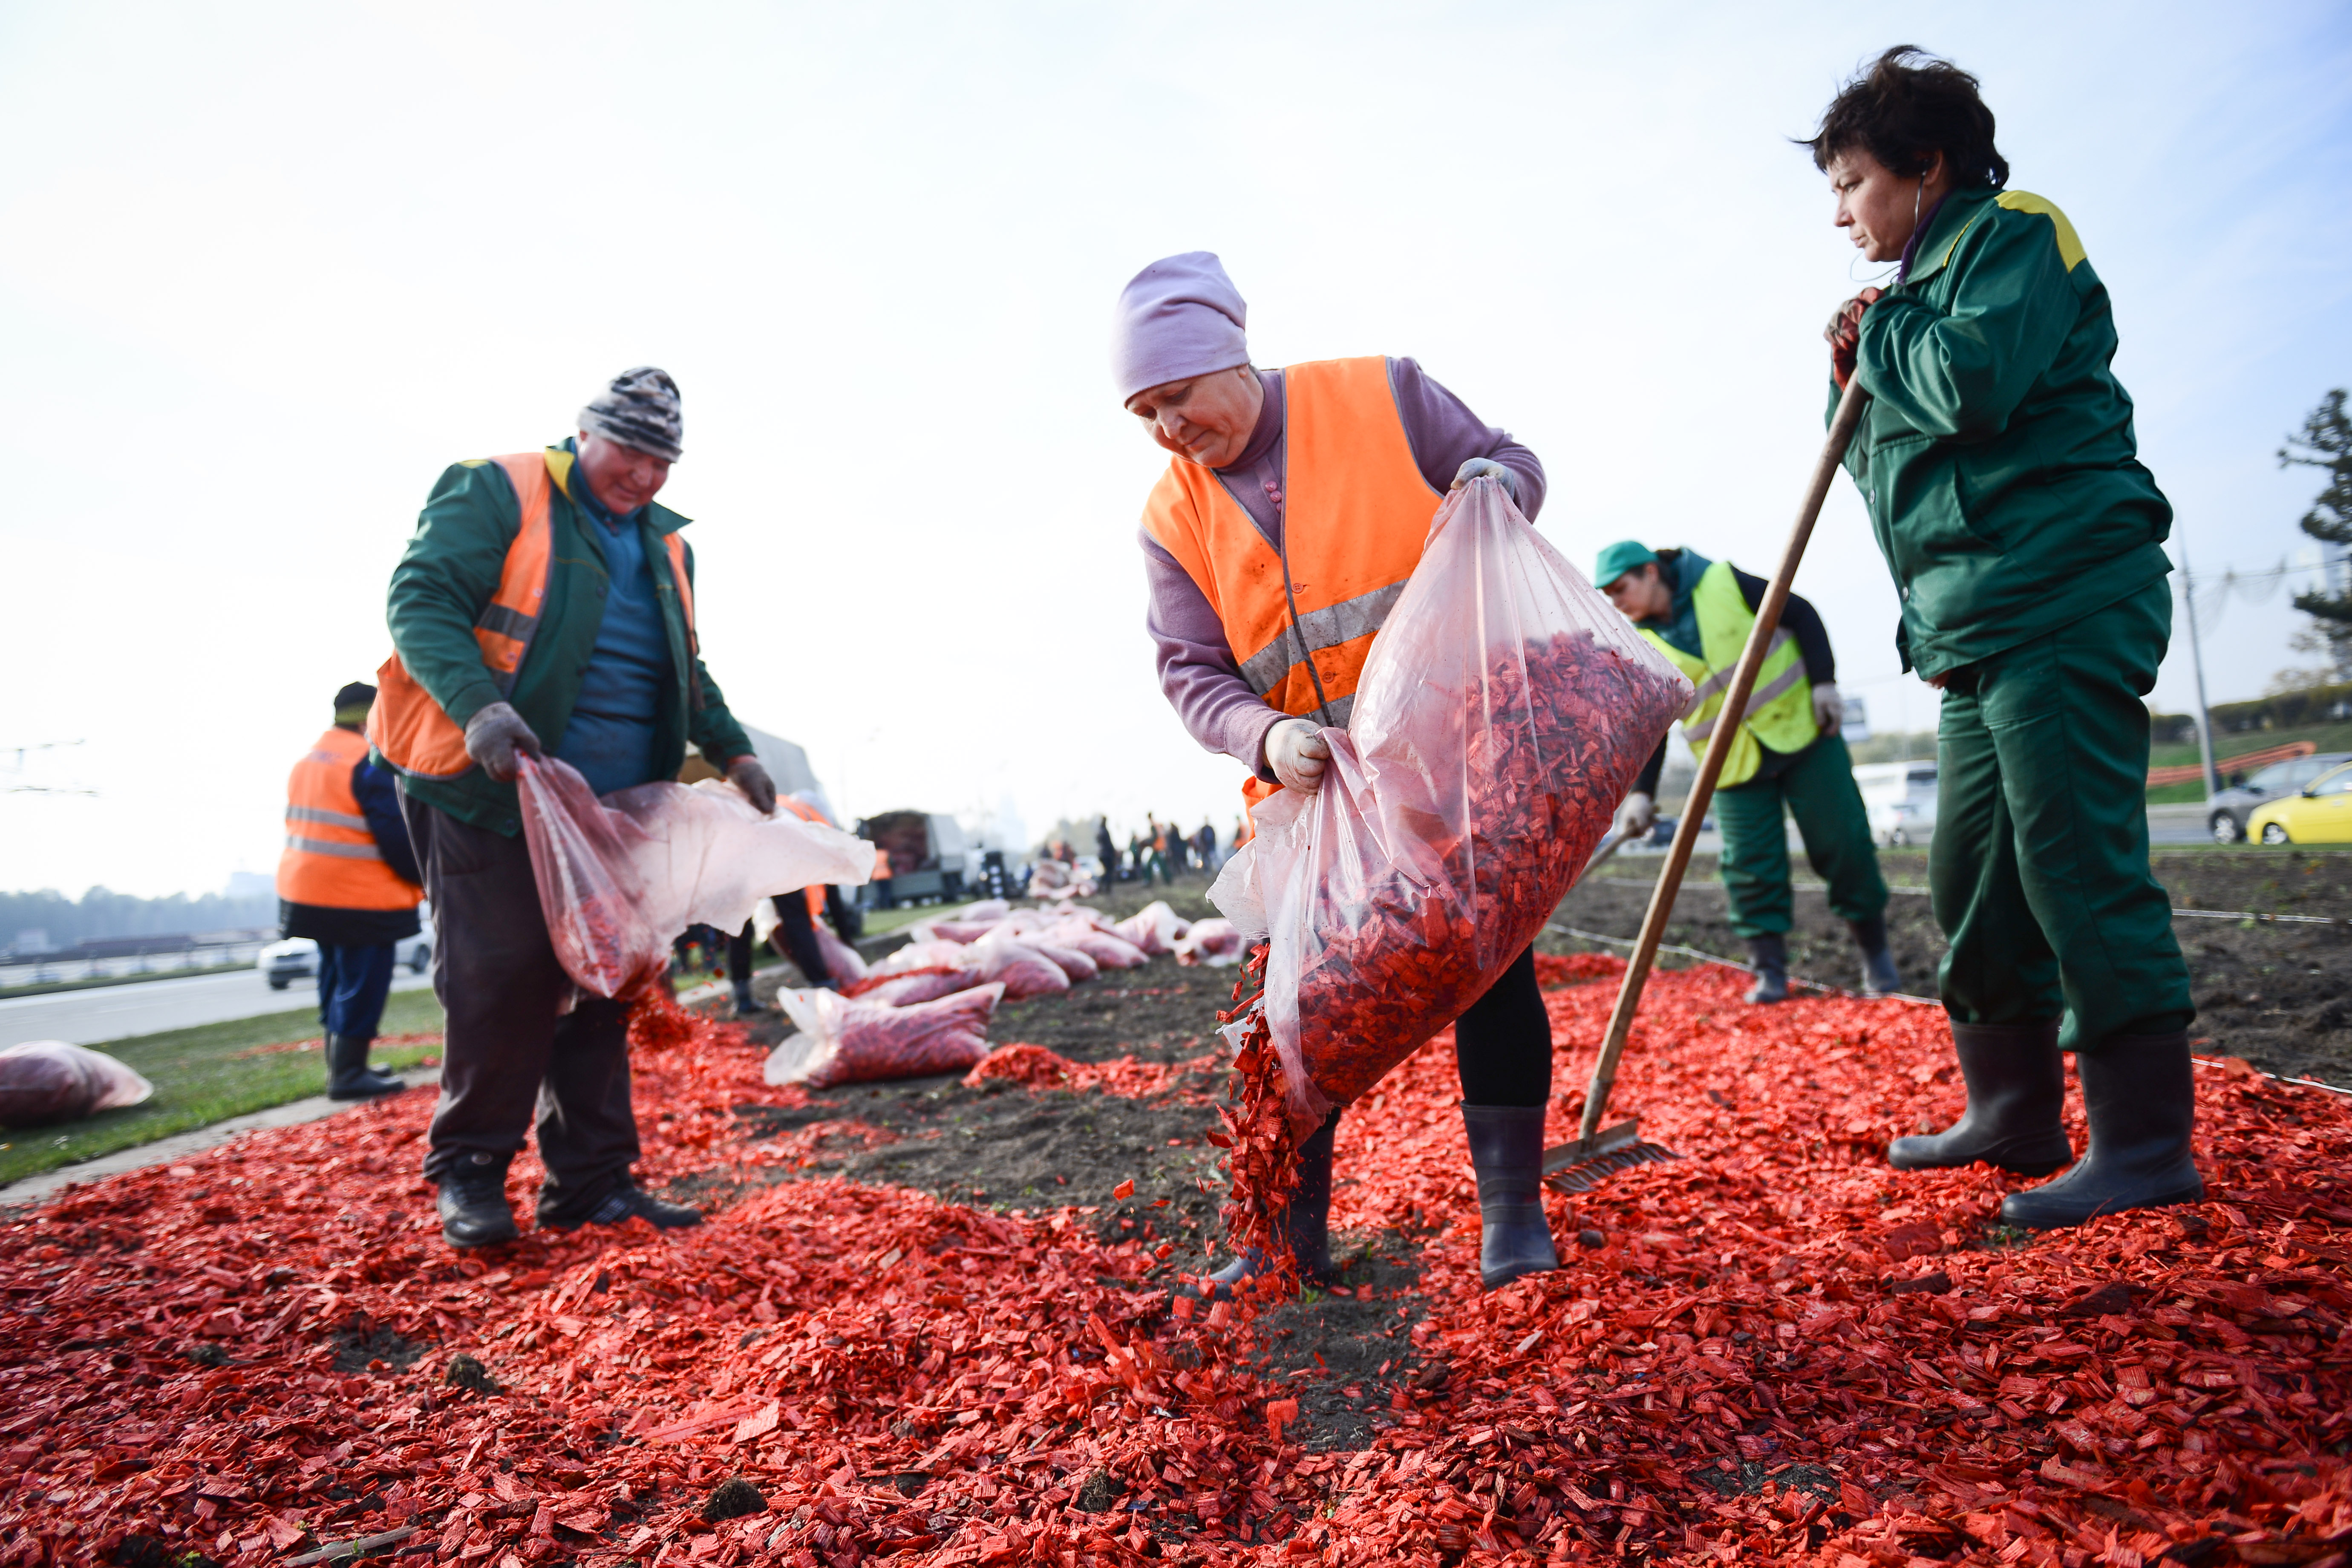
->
[1836,185,2173,678]
[382,446,752,836]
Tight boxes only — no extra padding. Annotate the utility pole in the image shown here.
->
[2176,535,2222,798]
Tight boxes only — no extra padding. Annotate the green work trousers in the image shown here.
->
[1930,579,2193,1055]
[1713,730,1888,939]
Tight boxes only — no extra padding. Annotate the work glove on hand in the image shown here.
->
[463,701,542,783]
[1265,718,1332,794]
[726,755,778,815]
[1612,791,1656,842]
[1825,286,1882,391]
[1812,683,1845,735]
[1450,457,1520,502]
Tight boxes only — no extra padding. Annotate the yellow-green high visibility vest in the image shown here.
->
[1635,559,1817,788]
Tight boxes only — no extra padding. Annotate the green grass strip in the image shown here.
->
[0,988,446,1186]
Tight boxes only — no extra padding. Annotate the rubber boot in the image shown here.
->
[732,981,763,1017]
[1461,1104,1559,1291]
[1848,914,1902,997]
[437,1152,518,1249]
[2001,1033,2203,1230]
[1745,934,1789,1004]
[1889,1021,2073,1175]
[1192,1110,1337,1300]
[324,1032,404,1100]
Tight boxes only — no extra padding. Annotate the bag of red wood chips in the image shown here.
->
[960,936,1072,1000]
[1211,476,1690,1129]
[517,754,877,999]
[762,983,1007,1089]
[0,1041,154,1128]
[847,966,983,1007]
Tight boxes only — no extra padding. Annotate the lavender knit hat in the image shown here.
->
[1111,252,1249,403]
[577,366,684,462]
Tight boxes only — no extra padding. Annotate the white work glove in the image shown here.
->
[1264,718,1332,793]
[1612,791,1655,842]
[726,755,778,815]
[463,701,542,783]
[1812,683,1845,735]
[1450,457,1520,502]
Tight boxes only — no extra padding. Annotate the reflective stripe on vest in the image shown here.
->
[369,447,698,779]
[276,727,423,911]
[1140,357,1437,765]
[1635,559,1816,789]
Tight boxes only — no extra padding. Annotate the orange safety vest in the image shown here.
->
[369,448,698,780]
[777,795,830,917]
[1138,356,1439,810]
[277,727,424,911]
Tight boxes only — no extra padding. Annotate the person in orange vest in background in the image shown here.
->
[1121,251,1560,1294]
[277,682,424,1100]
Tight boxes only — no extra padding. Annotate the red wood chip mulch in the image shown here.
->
[3,957,2347,1568]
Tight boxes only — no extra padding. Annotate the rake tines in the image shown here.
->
[1541,1118,1678,1195]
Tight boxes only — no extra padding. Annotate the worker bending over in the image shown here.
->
[374,368,776,1248]
[1809,49,2198,1228]
[1121,251,1559,1292]
[1595,542,1897,1001]
[277,681,424,1099]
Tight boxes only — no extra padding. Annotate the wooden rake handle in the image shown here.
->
[1576,378,1874,1140]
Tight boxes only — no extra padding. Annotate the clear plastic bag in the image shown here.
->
[1210,476,1690,1127]
[517,755,876,998]
[762,983,1006,1089]
[849,966,982,1007]
[813,923,870,983]
[1041,922,1150,970]
[1111,899,1189,957]
[960,936,1072,1000]
[870,940,972,978]
[1173,917,1243,968]
[0,1041,155,1128]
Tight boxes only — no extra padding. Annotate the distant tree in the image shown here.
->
[2281,389,2352,682]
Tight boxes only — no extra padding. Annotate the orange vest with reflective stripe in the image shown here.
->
[1139,357,1438,805]
[277,727,424,911]
[369,448,697,779]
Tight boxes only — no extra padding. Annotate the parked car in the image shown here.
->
[2207,752,2351,844]
[1853,761,1939,846]
[257,915,434,990]
[2246,761,2352,845]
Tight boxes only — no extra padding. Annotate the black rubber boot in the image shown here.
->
[732,982,764,1016]
[1889,1021,2073,1175]
[437,1152,518,1249]
[2001,1033,2203,1230]
[1745,934,1789,1004]
[324,1033,404,1100]
[1192,1110,1337,1300]
[543,1183,703,1233]
[1848,914,1902,997]
[1462,1104,1558,1291]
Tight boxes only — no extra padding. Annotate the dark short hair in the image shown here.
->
[1801,46,2009,190]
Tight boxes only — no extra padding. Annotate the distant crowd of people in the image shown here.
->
[1030,813,1239,894]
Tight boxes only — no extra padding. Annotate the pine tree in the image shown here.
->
[2280,389,2352,679]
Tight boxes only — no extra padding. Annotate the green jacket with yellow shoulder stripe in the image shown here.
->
[382,441,752,836]
[1836,184,2173,680]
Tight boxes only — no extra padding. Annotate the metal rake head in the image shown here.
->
[1541,1118,1680,1194]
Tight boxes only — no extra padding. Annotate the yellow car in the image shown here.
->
[2247,760,2352,844]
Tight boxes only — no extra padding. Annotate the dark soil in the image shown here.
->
[328,1323,423,1373]
[1554,848,2352,1088]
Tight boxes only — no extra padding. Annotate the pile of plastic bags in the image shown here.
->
[762,898,1190,1089]
[516,755,876,1000]
[1212,476,1689,1129]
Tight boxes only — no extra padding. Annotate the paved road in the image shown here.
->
[0,968,434,1049]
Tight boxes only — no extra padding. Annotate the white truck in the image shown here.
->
[1852,760,1939,846]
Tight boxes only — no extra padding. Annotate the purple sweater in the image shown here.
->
[1139,359,1545,775]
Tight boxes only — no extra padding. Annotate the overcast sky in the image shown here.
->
[3,0,2347,898]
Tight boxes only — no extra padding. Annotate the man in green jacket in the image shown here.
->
[385,367,775,1248]
[1594,540,1899,1002]
[1810,48,2198,1229]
